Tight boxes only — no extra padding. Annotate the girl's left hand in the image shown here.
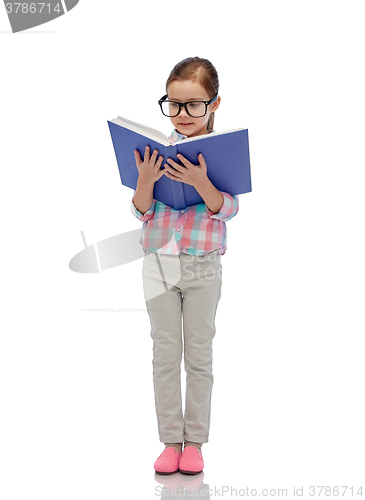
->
[164,153,208,188]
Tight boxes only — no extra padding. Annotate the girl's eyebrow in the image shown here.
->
[168,96,205,101]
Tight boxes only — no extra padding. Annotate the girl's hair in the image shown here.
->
[166,57,220,132]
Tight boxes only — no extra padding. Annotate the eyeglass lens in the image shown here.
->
[161,100,207,117]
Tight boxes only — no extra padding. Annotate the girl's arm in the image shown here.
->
[206,193,239,221]
[194,178,224,214]
[133,178,155,215]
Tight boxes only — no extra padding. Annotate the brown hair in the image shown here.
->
[166,57,220,132]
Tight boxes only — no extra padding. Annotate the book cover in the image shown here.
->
[108,116,252,210]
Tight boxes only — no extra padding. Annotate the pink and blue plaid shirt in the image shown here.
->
[131,129,239,256]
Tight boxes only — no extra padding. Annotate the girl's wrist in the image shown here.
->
[194,176,211,192]
[195,178,224,214]
[137,176,155,189]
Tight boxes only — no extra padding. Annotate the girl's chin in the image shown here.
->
[175,124,207,137]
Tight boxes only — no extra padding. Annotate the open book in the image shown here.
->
[107,116,252,210]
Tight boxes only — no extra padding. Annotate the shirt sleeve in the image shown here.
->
[205,192,239,222]
[131,193,156,222]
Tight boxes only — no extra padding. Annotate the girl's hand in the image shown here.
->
[164,153,209,189]
[134,146,165,185]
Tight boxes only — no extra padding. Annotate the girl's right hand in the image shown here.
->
[134,146,165,185]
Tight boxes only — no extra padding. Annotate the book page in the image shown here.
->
[110,116,171,146]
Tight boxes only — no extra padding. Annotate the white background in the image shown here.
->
[1,1,364,498]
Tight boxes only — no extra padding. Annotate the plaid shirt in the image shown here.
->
[131,129,239,255]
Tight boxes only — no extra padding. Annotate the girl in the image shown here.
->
[131,57,239,474]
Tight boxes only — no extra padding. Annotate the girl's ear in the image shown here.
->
[212,95,221,112]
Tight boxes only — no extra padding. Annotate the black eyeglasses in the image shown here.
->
[158,94,218,118]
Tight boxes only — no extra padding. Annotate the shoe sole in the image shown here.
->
[178,469,203,475]
[154,469,179,475]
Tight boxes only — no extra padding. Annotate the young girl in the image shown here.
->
[131,57,239,474]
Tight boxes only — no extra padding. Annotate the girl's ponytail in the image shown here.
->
[207,112,215,132]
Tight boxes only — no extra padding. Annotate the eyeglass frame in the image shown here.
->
[158,94,219,118]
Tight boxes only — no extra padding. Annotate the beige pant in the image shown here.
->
[142,249,222,443]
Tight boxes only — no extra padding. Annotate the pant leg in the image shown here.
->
[179,251,222,443]
[142,251,184,443]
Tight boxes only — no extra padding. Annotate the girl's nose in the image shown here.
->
[179,106,189,117]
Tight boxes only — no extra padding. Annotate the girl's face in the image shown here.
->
[167,79,221,138]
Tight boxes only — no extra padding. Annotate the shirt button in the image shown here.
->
[177,228,181,232]
[181,210,184,214]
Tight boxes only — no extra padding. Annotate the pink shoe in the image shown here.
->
[154,447,182,475]
[179,446,204,474]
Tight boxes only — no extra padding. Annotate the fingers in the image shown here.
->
[143,146,163,164]
[157,166,166,180]
[150,148,159,164]
[135,146,164,183]
[198,153,206,166]
[166,158,182,172]
[143,145,151,163]
[176,154,190,167]
[164,169,182,181]
[134,149,142,167]
[164,163,182,179]
[156,154,164,168]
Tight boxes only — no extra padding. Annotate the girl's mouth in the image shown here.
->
[179,123,193,127]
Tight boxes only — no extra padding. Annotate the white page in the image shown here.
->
[111,115,245,146]
[111,116,171,146]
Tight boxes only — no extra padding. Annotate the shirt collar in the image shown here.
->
[168,128,216,145]
[168,129,188,145]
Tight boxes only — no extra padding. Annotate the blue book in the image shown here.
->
[107,116,252,210]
